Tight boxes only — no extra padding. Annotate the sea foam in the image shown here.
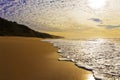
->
[42,38,120,80]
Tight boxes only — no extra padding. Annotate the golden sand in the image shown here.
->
[0,37,94,80]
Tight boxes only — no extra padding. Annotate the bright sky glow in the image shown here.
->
[0,0,120,34]
[88,0,106,9]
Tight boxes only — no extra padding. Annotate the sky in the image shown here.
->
[0,0,120,38]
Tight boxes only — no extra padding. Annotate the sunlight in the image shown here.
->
[87,74,95,80]
[88,0,106,9]
[97,38,106,43]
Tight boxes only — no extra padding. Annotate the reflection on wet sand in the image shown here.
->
[0,37,93,80]
[43,38,120,80]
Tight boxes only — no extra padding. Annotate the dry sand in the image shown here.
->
[0,37,94,80]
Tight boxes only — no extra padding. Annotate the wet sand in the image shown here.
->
[0,37,93,80]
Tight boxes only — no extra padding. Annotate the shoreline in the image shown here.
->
[42,39,97,80]
[44,38,120,80]
[0,37,93,80]
[42,39,102,80]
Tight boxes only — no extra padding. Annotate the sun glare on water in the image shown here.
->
[87,74,95,80]
[88,0,107,9]
[97,38,106,43]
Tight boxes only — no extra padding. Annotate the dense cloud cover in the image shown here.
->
[0,0,120,31]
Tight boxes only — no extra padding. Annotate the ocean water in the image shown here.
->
[42,38,120,80]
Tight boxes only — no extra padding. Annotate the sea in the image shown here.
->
[42,38,120,80]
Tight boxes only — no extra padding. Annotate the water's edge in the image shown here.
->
[42,40,99,80]
[42,39,120,80]
[57,46,100,80]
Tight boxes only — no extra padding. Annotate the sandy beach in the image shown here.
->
[0,37,93,80]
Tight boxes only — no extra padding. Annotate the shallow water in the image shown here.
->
[42,38,120,80]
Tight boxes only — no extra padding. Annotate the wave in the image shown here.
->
[42,38,120,80]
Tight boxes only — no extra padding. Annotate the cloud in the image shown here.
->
[89,18,103,24]
[98,25,120,29]
[2,0,118,31]
[0,0,90,31]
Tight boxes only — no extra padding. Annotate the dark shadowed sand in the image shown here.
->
[0,37,94,80]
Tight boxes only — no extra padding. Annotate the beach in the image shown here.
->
[44,38,120,80]
[0,37,93,80]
